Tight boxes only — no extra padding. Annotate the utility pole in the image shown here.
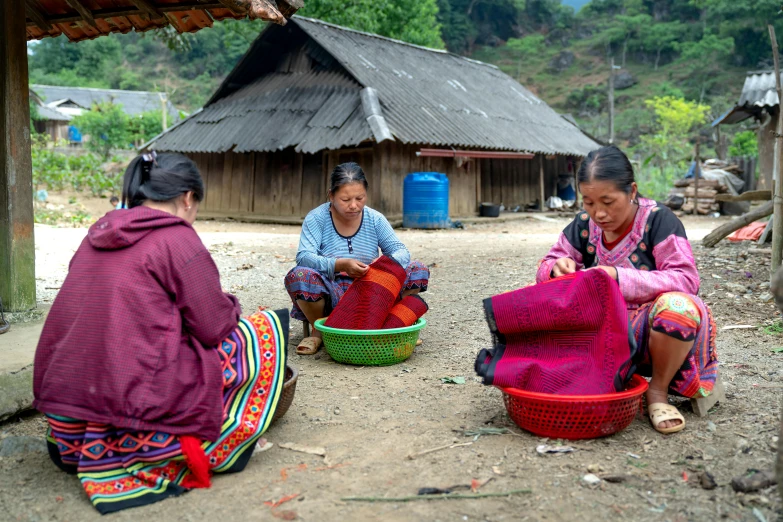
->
[160,92,168,132]
[608,58,621,144]
[609,57,615,144]
[694,138,700,215]
[768,25,783,274]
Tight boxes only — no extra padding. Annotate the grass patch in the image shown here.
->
[34,208,93,227]
[763,320,783,335]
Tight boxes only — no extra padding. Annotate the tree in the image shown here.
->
[638,96,711,178]
[689,0,783,66]
[71,102,133,159]
[506,34,546,80]
[129,110,164,147]
[675,33,734,101]
[641,22,685,70]
[615,13,652,66]
[301,0,444,48]
[729,130,759,158]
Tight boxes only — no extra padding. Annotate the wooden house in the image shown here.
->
[146,16,599,220]
[714,71,775,190]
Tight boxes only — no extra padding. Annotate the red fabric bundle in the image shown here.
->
[325,256,407,330]
[382,295,429,329]
[475,270,636,395]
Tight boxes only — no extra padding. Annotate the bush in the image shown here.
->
[729,130,758,158]
[71,102,132,159]
[635,164,680,201]
[31,135,124,197]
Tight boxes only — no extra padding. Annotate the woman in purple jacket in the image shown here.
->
[33,152,289,514]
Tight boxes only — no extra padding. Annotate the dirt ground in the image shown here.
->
[1,210,781,522]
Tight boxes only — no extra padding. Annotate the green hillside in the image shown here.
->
[27,0,778,149]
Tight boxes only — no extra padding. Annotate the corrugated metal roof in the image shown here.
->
[714,70,781,125]
[293,17,597,156]
[738,71,781,108]
[25,0,300,43]
[151,70,371,153]
[150,16,598,156]
[31,85,180,121]
[35,103,72,121]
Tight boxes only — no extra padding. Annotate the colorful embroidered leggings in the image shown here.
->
[648,292,701,342]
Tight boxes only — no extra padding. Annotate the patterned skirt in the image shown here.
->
[284,261,430,321]
[45,309,289,514]
[630,292,718,398]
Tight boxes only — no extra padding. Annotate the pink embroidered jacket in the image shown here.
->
[536,198,700,305]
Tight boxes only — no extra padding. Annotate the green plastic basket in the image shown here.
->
[313,318,426,366]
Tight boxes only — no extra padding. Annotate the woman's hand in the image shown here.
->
[588,265,618,281]
[336,258,370,278]
[552,257,577,278]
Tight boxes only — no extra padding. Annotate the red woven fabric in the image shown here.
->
[382,295,429,329]
[475,270,635,395]
[325,256,406,330]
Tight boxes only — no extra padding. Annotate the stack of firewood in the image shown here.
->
[670,178,728,215]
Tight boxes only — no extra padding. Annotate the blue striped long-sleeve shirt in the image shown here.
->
[296,203,410,280]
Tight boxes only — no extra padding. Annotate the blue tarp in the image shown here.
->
[68,126,82,143]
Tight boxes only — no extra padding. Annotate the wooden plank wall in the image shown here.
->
[189,147,572,219]
[480,154,572,209]
[325,142,479,216]
[190,149,326,218]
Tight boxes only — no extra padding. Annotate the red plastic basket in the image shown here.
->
[499,374,649,440]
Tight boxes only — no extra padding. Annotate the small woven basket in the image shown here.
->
[500,374,649,440]
[313,318,426,366]
[271,365,298,424]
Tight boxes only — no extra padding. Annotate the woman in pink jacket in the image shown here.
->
[537,146,718,435]
[34,152,289,513]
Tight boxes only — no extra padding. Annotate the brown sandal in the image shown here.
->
[297,336,322,355]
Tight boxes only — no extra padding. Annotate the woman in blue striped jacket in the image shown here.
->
[285,162,429,354]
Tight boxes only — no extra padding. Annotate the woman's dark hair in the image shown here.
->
[329,162,368,195]
[122,152,204,208]
[577,145,636,195]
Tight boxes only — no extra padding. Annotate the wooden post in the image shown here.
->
[694,138,700,215]
[608,57,615,144]
[769,25,783,273]
[161,93,168,131]
[0,1,36,312]
[573,157,580,209]
[539,155,545,212]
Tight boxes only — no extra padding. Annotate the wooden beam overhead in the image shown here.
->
[276,0,304,18]
[64,0,98,28]
[27,2,227,26]
[416,148,535,160]
[216,0,248,15]
[25,0,52,31]
[128,0,164,19]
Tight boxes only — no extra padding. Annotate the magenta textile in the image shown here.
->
[536,198,699,306]
[33,207,241,441]
[475,270,636,394]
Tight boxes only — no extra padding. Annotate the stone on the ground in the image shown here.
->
[0,366,34,423]
[0,436,46,456]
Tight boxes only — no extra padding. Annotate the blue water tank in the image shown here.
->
[403,172,450,229]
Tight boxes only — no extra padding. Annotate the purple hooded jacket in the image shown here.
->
[33,207,241,441]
